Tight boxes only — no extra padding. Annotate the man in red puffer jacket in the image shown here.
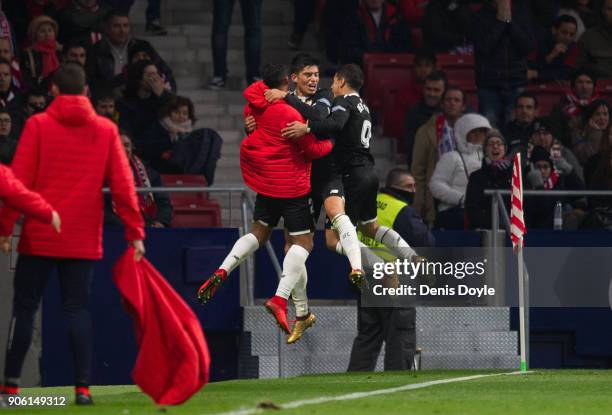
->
[197,64,332,338]
[0,63,144,406]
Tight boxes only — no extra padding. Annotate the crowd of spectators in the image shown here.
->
[309,0,612,230]
[0,1,223,228]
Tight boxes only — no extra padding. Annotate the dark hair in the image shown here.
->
[263,63,289,89]
[104,10,129,24]
[160,95,196,123]
[0,57,11,69]
[335,64,364,91]
[92,88,115,105]
[442,85,465,103]
[581,99,611,126]
[590,123,612,190]
[52,63,86,94]
[63,38,88,54]
[126,59,156,97]
[26,87,47,99]
[515,91,539,108]
[414,50,437,66]
[425,70,447,86]
[290,53,320,75]
[553,14,578,28]
[571,67,597,88]
[128,42,157,65]
[385,167,412,188]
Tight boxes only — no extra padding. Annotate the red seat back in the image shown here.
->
[363,53,415,113]
[160,174,209,202]
[171,200,222,228]
[527,82,568,116]
[437,53,475,83]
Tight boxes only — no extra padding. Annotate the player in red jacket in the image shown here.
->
[0,63,145,406]
[198,64,332,336]
[0,164,61,231]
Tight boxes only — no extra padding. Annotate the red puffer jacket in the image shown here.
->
[241,81,332,198]
[0,95,144,259]
[0,164,53,223]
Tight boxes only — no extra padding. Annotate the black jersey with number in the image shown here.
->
[309,93,374,171]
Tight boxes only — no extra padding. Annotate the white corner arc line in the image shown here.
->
[211,370,532,415]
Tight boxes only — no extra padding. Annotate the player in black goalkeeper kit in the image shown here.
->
[282,64,420,281]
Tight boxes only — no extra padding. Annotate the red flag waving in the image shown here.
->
[511,153,526,250]
[113,248,210,405]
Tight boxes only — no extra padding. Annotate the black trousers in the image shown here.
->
[4,255,94,387]
[348,306,416,372]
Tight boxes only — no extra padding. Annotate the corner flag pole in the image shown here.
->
[511,153,528,372]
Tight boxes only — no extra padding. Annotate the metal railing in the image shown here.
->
[102,185,285,307]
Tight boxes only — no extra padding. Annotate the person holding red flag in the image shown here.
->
[0,63,145,406]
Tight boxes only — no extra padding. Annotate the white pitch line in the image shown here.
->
[211,370,532,415]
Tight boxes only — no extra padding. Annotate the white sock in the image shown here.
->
[331,214,362,271]
[276,245,310,299]
[290,265,309,317]
[374,226,417,260]
[336,241,383,272]
[219,233,259,273]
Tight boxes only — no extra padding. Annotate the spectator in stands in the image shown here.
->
[584,122,612,186]
[422,0,474,54]
[98,0,168,36]
[577,0,612,78]
[105,132,172,228]
[528,15,579,82]
[397,50,436,112]
[88,11,172,93]
[128,42,176,93]
[208,0,263,89]
[0,109,18,165]
[23,88,48,120]
[559,0,600,39]
[572,99,610,165]
[404,70,447,165]
[117,60,173,142]
[525,145,585,228]
[549,68,599,147]
[55,0,110,45]
[288,0,316,50]
[0,37,24,91]
[22,15,62,90]
[430,113,491,229]
[530,118,584,182]
[502,92,539,156]
[412,86,465,226]
[339,0,413,65]
[473,0,534,128]
[322,0,359,64]
[62,39,88,68]
[585,125,612,218]
[465,129,512,229]
[138,96,222,186]
[0,59,24,121]
[398,0,429,26]
[91,88,131,133]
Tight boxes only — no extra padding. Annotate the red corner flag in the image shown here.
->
[511,153,526,250]
[113,248,210,405]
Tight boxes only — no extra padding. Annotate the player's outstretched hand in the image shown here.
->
[132,240,145,261]
[0,236,11,254]
[51,211,61,233]
[264,88,287,103]
[282,121,308,139]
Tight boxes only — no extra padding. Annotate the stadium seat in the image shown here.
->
[437,53,475,83]
[381,86,408,150]
[526,82,568,116]
[598,79,612,101]
[171,200,222,228]
[363,53,415,113]
[161,174,209,202]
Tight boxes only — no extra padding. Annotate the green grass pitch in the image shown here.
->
[3,370,612,415]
